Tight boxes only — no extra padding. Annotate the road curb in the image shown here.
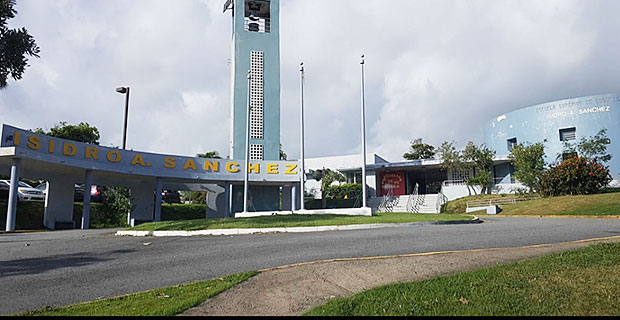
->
[115,216,481,237]
[490,215,620,219]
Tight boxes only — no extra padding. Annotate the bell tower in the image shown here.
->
[224,0,281,212]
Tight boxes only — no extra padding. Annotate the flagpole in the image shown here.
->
[299,62,306,211]
[360,54,368,208]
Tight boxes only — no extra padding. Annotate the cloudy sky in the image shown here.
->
[1,0,619,162]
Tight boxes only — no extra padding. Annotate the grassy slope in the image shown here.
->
[305,243,620,316]
[13,272,257,316]
[128,212,472,231]
[443,192,620,216]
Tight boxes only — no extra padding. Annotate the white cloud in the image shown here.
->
[1,0,619,164]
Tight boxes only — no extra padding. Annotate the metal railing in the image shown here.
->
[406,183,421,213]
[378,188,398,213]
[466,196,538,208]
[443,177,519,187]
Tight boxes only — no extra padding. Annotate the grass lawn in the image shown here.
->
[13,271,257,316]
[443,192,620,216]
[127,212,473,231]
[305,242,620,316]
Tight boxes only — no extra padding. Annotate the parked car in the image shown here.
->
[162,189,181,204]
[0,180,45,201]
[35,182,100,202]
[89,185,105,202]
[0,180,8,199]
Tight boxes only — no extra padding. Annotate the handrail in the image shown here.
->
[406,183,419,213]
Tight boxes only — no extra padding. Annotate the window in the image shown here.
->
[448,169,472,184]
[559,127,576,141]
[562,152,578,161]
[507,137,517,152]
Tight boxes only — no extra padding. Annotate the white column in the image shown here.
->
[227,183,232,217]
[81,170,93,229]
[154,178,162,222]
[5,158,21,232]
[291,184,297,212]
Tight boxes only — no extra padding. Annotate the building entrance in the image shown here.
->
[406,168,446,194]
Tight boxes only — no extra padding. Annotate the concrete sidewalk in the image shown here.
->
[116,217,481,237]
[180,235,620,316]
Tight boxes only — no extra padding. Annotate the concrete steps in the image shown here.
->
[372,194,440,214]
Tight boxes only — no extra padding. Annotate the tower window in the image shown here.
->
[245,0,271,33]
[250,144,264,160]
[559,127,576,141]
[507,137,517,152]
[250,50,264,139]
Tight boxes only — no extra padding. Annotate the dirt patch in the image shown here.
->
[180,236,620,316]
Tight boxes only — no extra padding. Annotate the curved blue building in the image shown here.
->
[484,93,620,182]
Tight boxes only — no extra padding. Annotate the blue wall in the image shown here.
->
[485,94,620,181]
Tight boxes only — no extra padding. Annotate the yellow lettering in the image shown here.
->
[285,164,298,175]
[131,154,146,166]
[248,163,260,174]
[267,164,279,174]
[48,140,55,153]
[27,136,40,150]
[14,131,20,146]
[183,159,198,170]
[106,150,121,163]
[204,160,219,172]
[63,142,77,156]
[163,157,176,169]
[226,162,240,173]
[85,147,99,160]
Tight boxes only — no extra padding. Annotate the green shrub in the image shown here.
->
[324,183,362,200]
[91,187,130,228]
[540,156,612,197]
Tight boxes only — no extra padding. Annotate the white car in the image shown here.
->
[0,180,46,201]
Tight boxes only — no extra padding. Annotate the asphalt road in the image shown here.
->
[1,216,619,315]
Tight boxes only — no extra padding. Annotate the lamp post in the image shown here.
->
[116,87,130,150]
[360,55,368,208]
[243,71,251,214]
[299,62,306,211]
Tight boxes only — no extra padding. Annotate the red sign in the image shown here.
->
[380,171,405,196]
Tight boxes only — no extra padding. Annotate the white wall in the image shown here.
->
[304,153,387,199]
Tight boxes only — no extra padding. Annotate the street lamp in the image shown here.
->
[116,86,130,150]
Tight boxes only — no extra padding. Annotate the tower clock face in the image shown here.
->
[245,0,271,33]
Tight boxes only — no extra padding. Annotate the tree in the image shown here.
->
[436,141,466,173]
[403,138,436,160]
[35,122,100,144]
[0,0,40,88]
[509,142,546,194]
[197,151,222,159]
[279,143,287,160]
[462,141,496,192]
[312,168,345,195]
[560,128,612,164]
